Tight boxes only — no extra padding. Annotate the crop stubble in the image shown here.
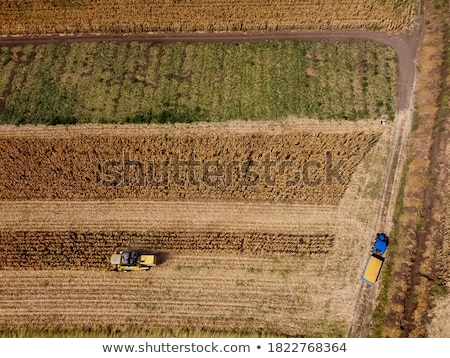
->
[0,201,337,234]
[0,254,351,337]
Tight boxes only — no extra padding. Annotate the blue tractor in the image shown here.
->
[371,233,389,255]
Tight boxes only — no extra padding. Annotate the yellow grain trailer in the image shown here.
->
[361,254,384,286]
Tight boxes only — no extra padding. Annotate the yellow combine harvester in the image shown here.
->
[110,251,157,272]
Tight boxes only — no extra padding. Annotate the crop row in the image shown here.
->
[0,0,418,35]
[0,129,379,203]
[0,231,334,270]
[0,40,398,124]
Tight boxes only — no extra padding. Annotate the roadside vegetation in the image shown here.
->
[370,160,408,337]
[370,0,450,337]
[0,40,397,125]
[1,322,348,338]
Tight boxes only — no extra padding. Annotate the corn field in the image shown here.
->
[0,0,419,35]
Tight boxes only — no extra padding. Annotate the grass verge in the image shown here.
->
[369,159,409,337]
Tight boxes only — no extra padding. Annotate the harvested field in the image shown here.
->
[0,255,350,337]
[0,117,395,337]
[0,0,418,35]
[0,201,337,234]
[0,121,381,203]
[0,40,398,124]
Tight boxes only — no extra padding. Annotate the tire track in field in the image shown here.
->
[0,200,337,234]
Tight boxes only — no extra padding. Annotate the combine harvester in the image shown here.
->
[111,251,157,272]
[361,233,389,286]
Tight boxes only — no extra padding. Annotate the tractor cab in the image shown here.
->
[371,233,389,255]
[120,251,139,266]
[111,251,157,272]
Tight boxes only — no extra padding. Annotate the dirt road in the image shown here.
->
[348,109,416,337]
